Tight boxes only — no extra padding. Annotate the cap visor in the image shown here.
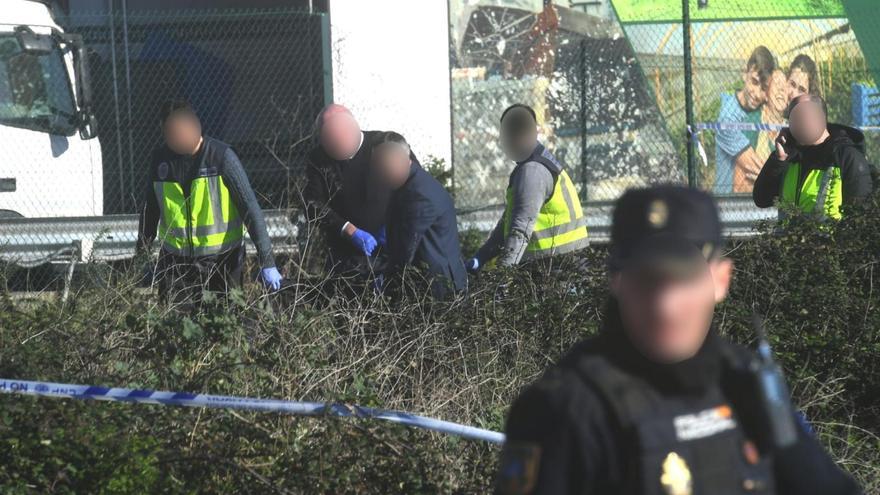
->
[614,233,709,279]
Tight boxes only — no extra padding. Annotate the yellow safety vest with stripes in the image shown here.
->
[502,145,589,259]
[153,140,244,257]
[779,162,843,220]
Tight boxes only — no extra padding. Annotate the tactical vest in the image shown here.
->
[153,139,244,258]
[501,144,589,259]
[779,162,843,220]
[571,348,777,495]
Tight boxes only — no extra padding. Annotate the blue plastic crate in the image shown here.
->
[852,83,880,126]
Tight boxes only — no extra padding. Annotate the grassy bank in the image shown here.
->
[1,199,879,493]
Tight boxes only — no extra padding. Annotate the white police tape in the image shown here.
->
[687,121,880,167]
[691,122,880,133]
[0,378,505,444]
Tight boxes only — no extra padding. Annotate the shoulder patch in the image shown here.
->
[496,441,542,495]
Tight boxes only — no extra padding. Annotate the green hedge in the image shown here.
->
[1,199,879,493]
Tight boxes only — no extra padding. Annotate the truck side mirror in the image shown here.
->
[14,26,53,54]
[64,34,98,140]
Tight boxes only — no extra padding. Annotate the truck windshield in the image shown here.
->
[0,33,77,135]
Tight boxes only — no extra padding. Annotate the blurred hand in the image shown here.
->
[775,132,789,161]
[260,266,283,292]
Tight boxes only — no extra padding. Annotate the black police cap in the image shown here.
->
[608,185,723,275]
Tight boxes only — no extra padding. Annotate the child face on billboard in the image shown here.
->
[767,70,789,115]
[741,67,767,111]
[787,68,811,101]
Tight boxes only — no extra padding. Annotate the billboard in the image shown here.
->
[612,0,877,194]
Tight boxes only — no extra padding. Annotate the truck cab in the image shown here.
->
[0,0,101,218]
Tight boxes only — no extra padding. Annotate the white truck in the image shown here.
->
[0,0,101,218]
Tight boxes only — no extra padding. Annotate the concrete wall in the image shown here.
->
[328,0,452,165]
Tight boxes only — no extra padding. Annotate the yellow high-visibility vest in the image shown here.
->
[153,145,243,257]
[502,145,589,259]
[779,162,843,220]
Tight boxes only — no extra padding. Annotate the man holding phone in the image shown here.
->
[752,94,873,219]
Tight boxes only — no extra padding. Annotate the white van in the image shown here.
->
[0,0,101,218]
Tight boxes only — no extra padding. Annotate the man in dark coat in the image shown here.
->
[753,94,873,219]
[371,132,466,299]
[303,104,419,277]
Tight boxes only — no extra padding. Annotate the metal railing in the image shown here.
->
[0,209,298,268]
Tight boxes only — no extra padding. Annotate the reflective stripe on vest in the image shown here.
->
[502,168,589,259]
[779,162,843,220]
[153,175,244,257]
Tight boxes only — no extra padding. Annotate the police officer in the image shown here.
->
[468,104,588,272]
[495,185,861,494]
[137,99,282,303]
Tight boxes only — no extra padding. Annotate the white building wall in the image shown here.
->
[328,0,452,165]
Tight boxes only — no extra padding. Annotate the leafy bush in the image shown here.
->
[1,198,879,492]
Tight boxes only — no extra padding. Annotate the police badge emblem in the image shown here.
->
[660,452,692,495]
[157,162,169,180]
[496,442,541,495]
[647,199,669,229]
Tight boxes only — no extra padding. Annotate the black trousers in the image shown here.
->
[156,245,245,305]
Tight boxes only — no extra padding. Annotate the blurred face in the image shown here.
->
[320,114,362,161]
[162,112,202,155]
[372,143,412,190]
[610,258,733,364]
[789,100,827,145]
[787,68,810,101]
[767,70,789,114]
[500,108,538,162]
[741,67,767,111]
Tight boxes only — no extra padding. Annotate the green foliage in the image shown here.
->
[423,156,454,197]
[1,198,880,492]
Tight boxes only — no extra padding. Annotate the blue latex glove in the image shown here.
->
[466,257,480,274]
[376,225,387,247]
[350,228,378,256]
[260,266,283,291]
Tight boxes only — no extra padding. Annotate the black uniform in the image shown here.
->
[137,136,275,303]
[496,186,862,495]
[303,130,419,271]
[497,301,861,494]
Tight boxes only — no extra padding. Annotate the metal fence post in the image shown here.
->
[682,0,696,188]
[320,13,333,106]
[108,0,126,212]
[579,37,588,201]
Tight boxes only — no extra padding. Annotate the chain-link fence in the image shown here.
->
[449,0,880,223]
[1,7,328,220]
[450,1,680,218]
[617,0,877,196]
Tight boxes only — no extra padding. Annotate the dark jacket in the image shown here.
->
[304,130,419,261]
[496,300,862,495]
[385,162,467,299]
[753,123,873,209]
[137,136,275,268]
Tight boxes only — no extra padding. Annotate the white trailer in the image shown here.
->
[0,0,101,218]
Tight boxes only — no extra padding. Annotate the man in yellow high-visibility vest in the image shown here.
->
[137,99,281,303]
[468,104,588,272]
[753,94,873,220]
